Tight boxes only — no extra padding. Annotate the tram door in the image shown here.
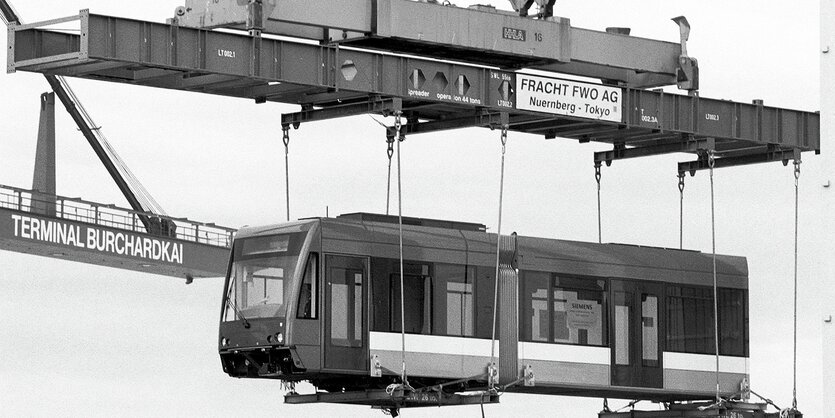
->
[323,255,368,371]
[610,280,663,388]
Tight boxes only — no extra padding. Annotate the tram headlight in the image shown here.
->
[221,337,229,347]
[276,332,284,344]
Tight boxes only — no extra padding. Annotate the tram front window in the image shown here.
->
[223,232,307,321]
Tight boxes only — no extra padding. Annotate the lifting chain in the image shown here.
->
[791,159,801,411]
[282,126,291,222]
[678,172,686,249]
[595,162,602,244]
[489,123,509,389]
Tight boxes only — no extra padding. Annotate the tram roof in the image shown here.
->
[235,215,748,289]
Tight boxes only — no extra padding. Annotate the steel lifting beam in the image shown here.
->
[678,146,802,176]
[176,0,684,89]
[384,110,519,140]
[284,388,501,409]
[7,11,819,166]
[595,137,715,165]
[598,400,799,418]
[281,97,402,128]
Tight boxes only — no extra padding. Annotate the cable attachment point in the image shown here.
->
[282,125,290,147]
[394,112,404,142]
[500,125,508,147]
[707,149,716,169]
[678,172,685,193]
[594,161,602,186]
[487,363,499,387]
[386,139,394,160]
[793,159,801,181]
[523,364,535,387]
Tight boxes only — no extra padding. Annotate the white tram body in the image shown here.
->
[219,213,748,401]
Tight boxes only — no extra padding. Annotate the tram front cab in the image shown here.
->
[219,220,320,380]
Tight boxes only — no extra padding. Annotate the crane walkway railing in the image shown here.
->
[0,184,235,248]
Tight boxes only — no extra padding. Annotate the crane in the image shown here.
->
[1,1,817,416]
[0,1,234,280]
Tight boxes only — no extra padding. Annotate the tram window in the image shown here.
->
[642,294,659,366]
[224,232,305,321]
[614,291,631,366]
[390,263,432,334]
[667,286,714,354]
[329,266,363,348]
[521,271,550,342]
[718,289,748,357]
[666,286,748,356]
[370,257,391,332]
[296,253,318,319]
[475,266,497,339]
[552,276,607,346]
[433,264,475,337]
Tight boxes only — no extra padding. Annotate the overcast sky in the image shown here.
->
[0,1,828,417]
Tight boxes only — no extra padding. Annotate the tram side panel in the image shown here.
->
[321,218,497,382]
[251,218,750,401]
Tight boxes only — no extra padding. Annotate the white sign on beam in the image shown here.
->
[516,74,623,123]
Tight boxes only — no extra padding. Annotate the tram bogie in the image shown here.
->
[219,213,749,401]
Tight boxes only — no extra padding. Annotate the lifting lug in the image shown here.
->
[246,0,263,37]
[370,354,382,377]
[672,16,699,92]
[523,364,535,387]
[487,362,499,387]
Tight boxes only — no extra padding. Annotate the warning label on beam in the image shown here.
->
[516,74,623,122]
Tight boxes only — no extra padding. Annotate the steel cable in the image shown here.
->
[489,124,508,387]
[708,150,720,403]
[595,163,602,244]
[282,127,290,222]
[386,140,394,215]
[394,113,408,387]
[60,76,167,215]
[792,160,800,411]
[678,173,685,249]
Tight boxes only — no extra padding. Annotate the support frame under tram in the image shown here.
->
[598,400,802,418]
[284,388,500,411]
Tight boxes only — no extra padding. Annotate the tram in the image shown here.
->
[218,213,749,401]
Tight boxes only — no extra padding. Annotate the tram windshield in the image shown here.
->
[223,232,307,321]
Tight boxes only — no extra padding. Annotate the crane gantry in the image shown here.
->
[1,1,818,416]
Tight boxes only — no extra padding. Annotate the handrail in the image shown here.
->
[0,184,236,248]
